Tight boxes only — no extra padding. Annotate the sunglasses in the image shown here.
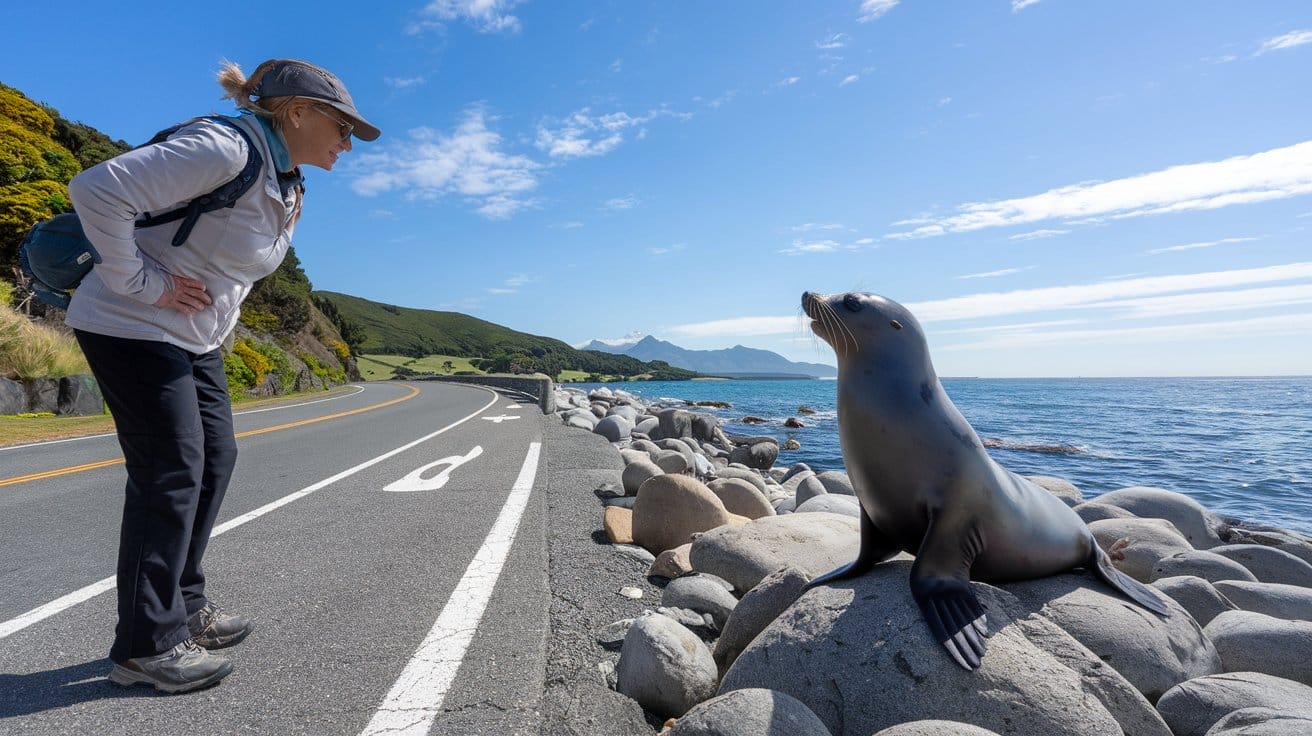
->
[312,105,354,143]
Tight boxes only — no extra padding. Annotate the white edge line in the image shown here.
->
[359,442,542,736]
[0,385,369,453]
[0,388,500,641]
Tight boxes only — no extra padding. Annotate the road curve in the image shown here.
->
[0,381,552,736]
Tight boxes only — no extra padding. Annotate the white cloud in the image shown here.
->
[385,76,427,89]
[648,243,685,256]
[666,316,806,339]
[536,107,686,159]
[1011,0,1043,11]
[1009,228,1069,240]
[1084,283,1312,319]
[610,58,623,73]
[602,195,640,211]
[412,0,525,33]
[818,33,848,50]
[550,221,584,229]
[779,76,801,87]
[840,74,861,86]
[348,106,540,219]
[781,239,841,255]
[886,140,1312,239]
[938,97,953,107]
[956,266,1035,280]
[791,222,844,232]
[854,237,876,245]
[1257,30,1312,55]
[858,0,899,23]
[940,313,1312,352]
[1147,236,1258,255]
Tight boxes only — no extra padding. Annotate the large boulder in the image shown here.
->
[794,475,829,506]
[0,377,24,414]
[1155,672,1312,736]
[1025,475,1084,507]
[1206,544,1312,587]
[1151,576,1237,626]
[1204,611,1312,686]
[1152,551,1260,585]
[689,513,859,593]
[1093,487,1226,549]
[1203,707,1312,735]
[666,688,832,736]
[707,478,776,520]
[656,407,695,440]
[594,414,634,442]
[615,613,717,719]
[713,466,768,494]
[25,377,59,413]
[57,374,103,416]
[1089,518,1194,582]
[662,573,739,629]
[815,471,855,496]
[1213,580,1312,621]
[633,475,735,555]
[729,441,779,471]
[795,494,861,518]
[1003,570,1221,702]
[1074,502,1138,524]
[720,560,1170,736]
[713,565,812,676]
[622,457,663,496]
[872,723,1002,736]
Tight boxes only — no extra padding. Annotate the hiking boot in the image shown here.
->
[187,602,255,649]
[108,639,233,693]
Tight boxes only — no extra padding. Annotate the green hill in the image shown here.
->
[313,290,701,380]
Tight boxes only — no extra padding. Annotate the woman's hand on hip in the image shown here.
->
[154,273,212,314]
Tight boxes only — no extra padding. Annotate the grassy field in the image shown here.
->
[356,354,484,380]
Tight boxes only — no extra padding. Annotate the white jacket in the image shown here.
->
[66,115,299,354]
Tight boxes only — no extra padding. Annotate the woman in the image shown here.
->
[66,59,379,693]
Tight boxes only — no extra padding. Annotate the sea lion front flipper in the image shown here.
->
[805,506,898,589]
[1091,546,1171,615]
[910,516,988,671]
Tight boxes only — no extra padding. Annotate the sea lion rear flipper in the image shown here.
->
[1091,547,1171,615]
[805,506,898,589]
[911,517,989,671]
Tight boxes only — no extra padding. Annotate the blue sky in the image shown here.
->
[5,1,1311,377]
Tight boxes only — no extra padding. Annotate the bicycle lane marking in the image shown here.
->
[360,441,542,736]
[0,387,499,641]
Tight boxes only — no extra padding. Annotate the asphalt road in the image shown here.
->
[0,381,555,736]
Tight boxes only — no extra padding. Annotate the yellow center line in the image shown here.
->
[0,384,420,489]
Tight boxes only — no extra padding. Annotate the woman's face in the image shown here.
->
[285,102,353,171]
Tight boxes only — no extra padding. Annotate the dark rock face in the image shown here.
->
[0,378,25,414]
[57,375,104,416]
[25,378,59,413]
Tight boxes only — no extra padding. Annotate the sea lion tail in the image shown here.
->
[1091,547,1171,616]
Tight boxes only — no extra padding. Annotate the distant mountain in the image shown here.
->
[579,334,836,378]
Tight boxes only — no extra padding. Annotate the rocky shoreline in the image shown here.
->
[549,384,1312,736]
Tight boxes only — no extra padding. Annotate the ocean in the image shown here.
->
[573,377,1312,535]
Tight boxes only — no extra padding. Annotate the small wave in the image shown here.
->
[983,438,1086,455]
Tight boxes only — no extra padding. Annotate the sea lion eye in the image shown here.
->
[842,294,863,312]
[889,320,902,330]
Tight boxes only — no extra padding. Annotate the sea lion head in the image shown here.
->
[801,290,931,369]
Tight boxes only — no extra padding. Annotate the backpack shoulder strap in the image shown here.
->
[134,116,265,246]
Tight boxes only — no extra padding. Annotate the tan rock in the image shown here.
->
[633,475,733,555]
[604,505,634,544]
[649,544,694,579]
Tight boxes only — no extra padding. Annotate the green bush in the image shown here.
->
[253,340,295,387]
[223,352,255,392]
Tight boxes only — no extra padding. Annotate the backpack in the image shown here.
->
[18,115,264,309]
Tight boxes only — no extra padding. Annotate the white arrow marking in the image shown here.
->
[506,404,523,409]
[383,446,484,493]
[482,414,521,423]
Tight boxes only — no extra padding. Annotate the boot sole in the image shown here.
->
[108,660,233,693]
[194,621,255,650]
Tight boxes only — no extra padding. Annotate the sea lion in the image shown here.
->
[800,291,1168,670]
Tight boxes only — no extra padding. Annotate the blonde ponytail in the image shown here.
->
[216,58,304,130]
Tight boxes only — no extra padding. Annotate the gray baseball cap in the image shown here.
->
[252,59,380,141]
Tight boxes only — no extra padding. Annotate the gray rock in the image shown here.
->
[57,375,103,416]
[1156,672,1312,736]
[631,438,661,455]
[713,566,811,676]
[1090,517,1195,582]
[668,688,832,736]
[0,377,25,414]
[793,475,828,505]
[729,441,778,470]
[594,414,634,442]
[1152,551,1260,585]
[794,494,861,518]
[657,438,698,466]
[596,617,637,648]
[779,463,813,483]
[654,450,692,475]
[634,416,659,435]
[1213,579,1312,621]
[1025,475,1084,506]
[1151,575,1238,626]
[662,573,739,629]
[613,543,656,564]
[1094,486,1227,549]
[1222,527,1312,567]
[781,469,817,494]
[621,457,663,496]
[609,404,641,422]
[1203,707,1312,735]
[872,722,1002,736]
[657,407,695,440]
[615,613,718,719]
[772,497,796,515]
[689,513,859,593]
[1004,569,1222,702]
[721,560,1169,736]
[564,411,599,430]
[707,478,776,520]
[655,606,717,634]
[815,471,854,496]
[1074,501,1138,524]
[25,378,59,413]
[1204,611,1312,685]
[619,448,651,465]
[1208,544,1312,587]
[714,466,768,494]
[690,413,724,444]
